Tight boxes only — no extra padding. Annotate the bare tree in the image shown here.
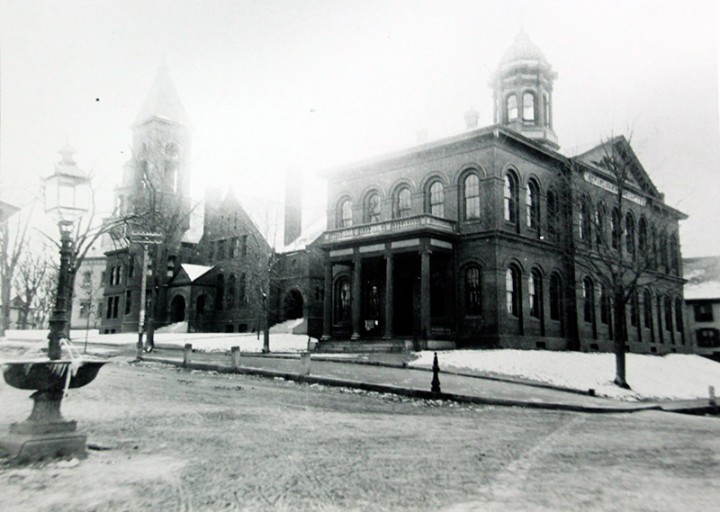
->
[0,201,36,336]
[568,135,684,389]
[12,247,52,329]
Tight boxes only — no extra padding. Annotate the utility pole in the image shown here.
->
[130,230,162,358]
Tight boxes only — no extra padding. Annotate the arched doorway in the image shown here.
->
[283,289,304,320]
[170,295,186,323]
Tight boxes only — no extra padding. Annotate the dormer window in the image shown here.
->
[523,92,536,123]
[506,94,518,121]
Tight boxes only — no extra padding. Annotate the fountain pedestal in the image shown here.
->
[0,360,105,462]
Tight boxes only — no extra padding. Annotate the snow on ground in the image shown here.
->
[411,349,720,401]
[2,329,311,353]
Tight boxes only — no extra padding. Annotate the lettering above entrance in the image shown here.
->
[324,214,456,244]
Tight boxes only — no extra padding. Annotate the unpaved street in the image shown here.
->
[1,358,719,511]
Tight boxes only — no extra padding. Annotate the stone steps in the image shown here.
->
[316,340,407,353]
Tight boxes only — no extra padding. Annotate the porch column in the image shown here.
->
[351,257,362,340]
[420,248,431,341]
[322,260,333,340]
[384,253,394,339]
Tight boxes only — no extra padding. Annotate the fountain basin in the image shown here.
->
[2,359,106,391]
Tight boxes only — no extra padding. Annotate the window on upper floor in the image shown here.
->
[339,199,353,228]
[611,208,621,250]
[365,192,381,223]
[507,94,518,121]
[696,328,720,348]
[82,271,92,287]
[526,180,540,232]
[428,181,444,218]
[217,239,226,260]
[595,204,606,248]
[694,303,714,322]
[659,232,668,272]
[638,217,648,263]
[625,212,635,257]
[670,234,679,275]
[463,174,480,220]
[579,197,592,245]
[523,92,536,123]
[546,189,558,239]
[394,187,412,219]
[504,172,519,224]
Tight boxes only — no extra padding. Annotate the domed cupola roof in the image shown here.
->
[499,30,548,69]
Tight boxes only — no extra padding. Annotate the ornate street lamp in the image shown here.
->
[44,145,92,359]
[0,146,106,462]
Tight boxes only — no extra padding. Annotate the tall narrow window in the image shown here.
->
[638,217,648,265]
[650,226,657,270]
[664,296,673,332]
[583,277,594,323]
[217,239,226,260]
[670,234,679,275]
[643,289,653,330]
[507,94,518,121]
[526,180,540,231]
[599,283,610,325]
[239,273,247,305]
[465,266,482,315]
[216,275,225,311]
[506,266,520,317]
[659,232,668,272]
[549,273,562,321]
[339,199,353,228]
[625,213,635,257]
[529,270,542,318]
[630,291,639,327]
[428,181,444,217]
[394,187,412,218]
[674,297,683,336]
[125,291,132,315]
[464,174,480,220]
[504,173,518,224]
[365,192,381,223]
[595,204,606,247]
[523,92,536,123]
[227,274,236,310]
[579,198,591,244]
[547,190,558,238]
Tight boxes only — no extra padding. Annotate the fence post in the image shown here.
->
[300,351,311,376]
[231,346,241,370]
[183,343,192,367]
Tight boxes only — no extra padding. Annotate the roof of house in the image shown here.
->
[684,256,720,300]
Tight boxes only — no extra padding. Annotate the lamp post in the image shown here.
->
[0,146,106,462]
[44,145,91,357]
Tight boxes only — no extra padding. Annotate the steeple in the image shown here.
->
[135,63,190,126]
[491,31,559,150]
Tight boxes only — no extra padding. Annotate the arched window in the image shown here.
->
[529,269,542,318]
[465,266,482,315]
[506,266,520,317]
[625,212,635,256]
[334,277,351,324]
[504,172,519,224]
[638,217,648,263]
[643,289,653,330]
[674,297,683,336]
[595,204,606,247]
[394,186,412,218]
[611,208,621,250]
[670,234,679,275]
[599,283,611,325]
[526,180,540,231]
[650,226,658,270]
[547,189,558,238]
[338,199,353,228]
[583,277,594,323]
[664,296,673,332]
[463,174,480,220]
[506,94,518,121]
[226,274,236,310]
[365,192,381,223]
[523,92,536,123]
[659,232,668,272]
[549,273,562,321]
[579,197,592,244]
[428,181,444,217]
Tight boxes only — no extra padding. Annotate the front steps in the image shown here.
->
[316,339,456,353]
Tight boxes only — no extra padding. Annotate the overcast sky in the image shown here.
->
[1,0,718,256]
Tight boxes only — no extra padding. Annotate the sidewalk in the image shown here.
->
[140,346,717,414]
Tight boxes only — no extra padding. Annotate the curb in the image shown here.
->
[140,355,664,414]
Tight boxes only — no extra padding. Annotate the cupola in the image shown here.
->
[490,31,559,150]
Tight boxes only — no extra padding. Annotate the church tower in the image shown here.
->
[116,64,191,220]
[491,31,559,150]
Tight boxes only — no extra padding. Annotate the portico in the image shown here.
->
[321,215,456,347]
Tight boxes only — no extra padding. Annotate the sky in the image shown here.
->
[0,0,719,256]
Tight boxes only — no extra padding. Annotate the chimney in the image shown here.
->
[284,171,303,246]
[464,109,480,130]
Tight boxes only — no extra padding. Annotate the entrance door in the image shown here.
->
[393,255,419,337]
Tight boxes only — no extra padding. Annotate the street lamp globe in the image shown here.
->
[43,145,91,227]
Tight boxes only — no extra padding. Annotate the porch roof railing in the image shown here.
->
[323,214,456,244]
